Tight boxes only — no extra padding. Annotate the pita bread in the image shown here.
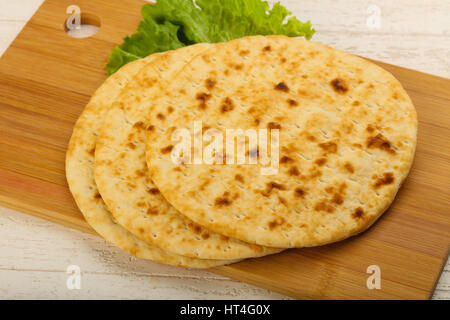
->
[94,44,283,259]
[143,35,417,248]
[66,56,238,268]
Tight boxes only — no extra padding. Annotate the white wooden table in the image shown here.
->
[0,0,448,299]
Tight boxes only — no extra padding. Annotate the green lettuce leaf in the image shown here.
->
[106,0,315,75]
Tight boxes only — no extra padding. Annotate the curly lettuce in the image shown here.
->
[106,0,315,75]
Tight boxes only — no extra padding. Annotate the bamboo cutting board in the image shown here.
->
[0,0,449,300]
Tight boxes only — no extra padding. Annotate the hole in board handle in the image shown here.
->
[64,12,101,39]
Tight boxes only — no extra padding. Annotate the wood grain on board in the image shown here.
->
[0,0,448,299]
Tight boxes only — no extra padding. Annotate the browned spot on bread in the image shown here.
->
[133,121,145,130]
[239,50,250,56]
[94,192,102,200]
[274,115,285,122]
[127,142,136,150]
[135,169,145,177]
[319,142,338,154]
[127,182,136,189]
[366,125,375,133]
[195,92,211,109]
[344,162,354,173]
[342,122,354,134]
[275,82,289,92]
[268,217,285,230]
[301,74,308,79]
[332,194,344,205]
[148,188,160,195]
[166,126,177,136]
[314,201,335,213]
[136,201,146,208]
[235,174,244,183]
[199,179,211,191]
[294,188,305,197]
[339,183,347,193]
[160,145,174,154]
[191,224,202,234]
[374,172,395,188]
[261,182,286,197]
[307,135,316,142]
[88,147,95,156]
[281,57,287,63]
[308,168,323,180]
[367,134,396,154]
[353,207,364,219]
[146,208,158,215]
[201,55,211,63]
[205,78,217,90]
[187,190,196,198]
[224,69,230,76]
[263,45,272,52]
[324,182,346,205]
[116,102,125,110]
[147,125,155,132]
[201,233,210,240]
[141,77,155,88]
[167,106,174,113]
[214,197,232,207]
[288,99,299,107]
[289,166,300,176]
[280,156,293,164]
[138,227,144,234]
[268,122,281,130]
[352,101,360,106]
[330,78,348,94]
[233,64,243,70]
[269,182,286,190]
[221,97,234,113]
[278,196,287,206]
[314,158,327,166]
[156,113,165,120]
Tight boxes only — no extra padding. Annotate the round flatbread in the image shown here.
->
[144,35,418,248]
[66,56,238,268]
[94,44,283,259]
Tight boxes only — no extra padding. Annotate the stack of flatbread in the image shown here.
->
[66,36,417,268]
